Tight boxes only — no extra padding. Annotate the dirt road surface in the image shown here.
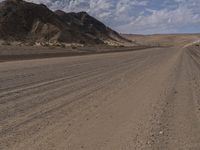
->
[0,47,200,150]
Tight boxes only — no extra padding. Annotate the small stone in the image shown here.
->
[159,131,164,135]
[147,141,151,145]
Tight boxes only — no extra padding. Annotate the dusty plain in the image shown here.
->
[0,36,200,149]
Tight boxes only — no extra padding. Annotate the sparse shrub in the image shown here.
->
[27,41,35,46]
[71,45,77,49]
[1,41,11,46]
[118,45,125,48]
[79,40,85,44]
[60,43,65,48]
[43,42,49,47]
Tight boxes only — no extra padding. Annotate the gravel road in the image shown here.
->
[0,47,200,150]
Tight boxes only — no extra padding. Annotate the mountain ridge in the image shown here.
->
[0,0,129,45]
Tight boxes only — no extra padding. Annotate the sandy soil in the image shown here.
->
[0,46,200,149]
[123,34,200,47]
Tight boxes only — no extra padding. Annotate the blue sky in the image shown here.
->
[25,0,200,34]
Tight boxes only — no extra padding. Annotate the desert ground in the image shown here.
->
[0,45,148,62]
[0,37,200,149]
[123,34,200,47]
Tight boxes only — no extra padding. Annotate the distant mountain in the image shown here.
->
[0,0,129,45]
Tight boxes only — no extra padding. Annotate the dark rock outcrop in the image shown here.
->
[0,0,127,44]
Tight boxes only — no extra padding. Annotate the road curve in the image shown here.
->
[0,47,200,150]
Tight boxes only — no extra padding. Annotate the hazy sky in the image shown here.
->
[25,0,200,34]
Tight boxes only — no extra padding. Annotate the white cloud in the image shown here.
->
[116,2,200,34]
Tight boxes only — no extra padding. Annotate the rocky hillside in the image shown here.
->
[0,0,128,45]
